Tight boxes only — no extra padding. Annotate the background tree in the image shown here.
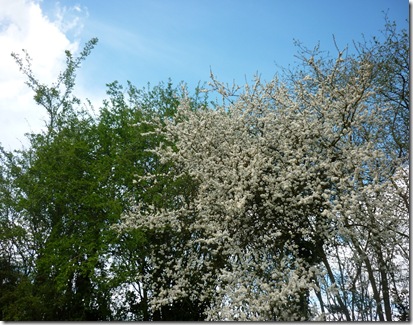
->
[98,80,213,320]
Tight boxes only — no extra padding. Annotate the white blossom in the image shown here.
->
[118,50,409,320]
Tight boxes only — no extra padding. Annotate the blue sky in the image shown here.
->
[54,0,408,89]
[37,0,409,91]
[0,0,409,150]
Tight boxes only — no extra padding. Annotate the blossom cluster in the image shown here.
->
[120,53,408,320]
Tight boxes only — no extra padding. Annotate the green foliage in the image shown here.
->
[2,36,210,319]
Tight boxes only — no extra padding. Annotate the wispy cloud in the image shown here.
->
[89,17,189,67]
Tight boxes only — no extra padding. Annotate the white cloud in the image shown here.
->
[0,0,83,151]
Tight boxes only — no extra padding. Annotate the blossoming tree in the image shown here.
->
[119,22,408,321]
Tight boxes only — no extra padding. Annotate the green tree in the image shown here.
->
[100,80,214,320]
[2,38,115,320]
[1,37,211,319]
